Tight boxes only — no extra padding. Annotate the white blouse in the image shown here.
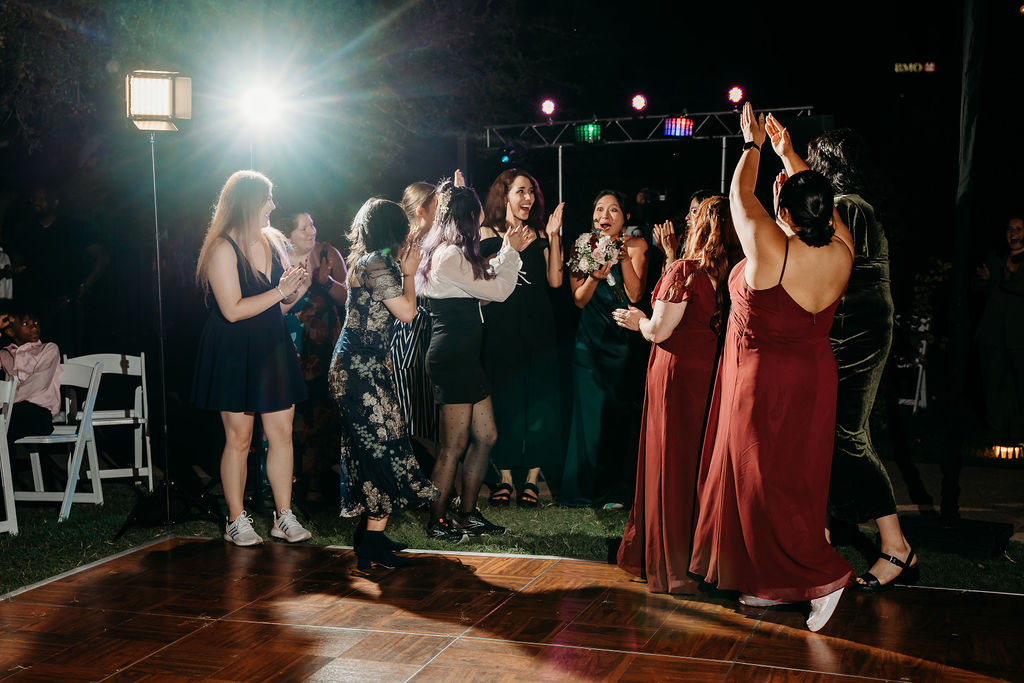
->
[421,243,522,301]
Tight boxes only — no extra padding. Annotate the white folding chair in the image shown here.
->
[63,353,153,491]
[0,376,19,535]
[13,361,104,522]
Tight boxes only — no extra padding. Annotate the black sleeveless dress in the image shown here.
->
[192,236,307,413]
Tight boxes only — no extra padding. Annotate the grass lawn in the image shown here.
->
[2,481,1021,597]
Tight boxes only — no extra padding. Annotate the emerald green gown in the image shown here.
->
[560,263,631,506]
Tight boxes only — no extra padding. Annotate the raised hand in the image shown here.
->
[454,169,466,187]
[545,202,565,240]
[506,224,538,252]
[653,221,680,258]
[400,243,422,275]
[315,257,332,285]
[740,101,766,147]
[765,113,794,159]
[773,171,789,215]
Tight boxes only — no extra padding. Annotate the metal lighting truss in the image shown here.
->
[483,105,815,149]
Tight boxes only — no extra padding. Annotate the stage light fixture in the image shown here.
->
[664,117,694,137]
[240,87,282,128]
[574,122,602,143]
[727,86,744,104]
[631,94,647,112]
[541,99,556,117]
[126,70,192,131]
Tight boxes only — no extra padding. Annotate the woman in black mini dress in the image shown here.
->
[193,170,313,547]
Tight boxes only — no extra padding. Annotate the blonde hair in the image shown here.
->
[195,170,289,290]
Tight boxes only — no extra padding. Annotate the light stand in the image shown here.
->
[115,71,220,537]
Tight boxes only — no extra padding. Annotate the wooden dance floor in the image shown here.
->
[0,537,1018,682]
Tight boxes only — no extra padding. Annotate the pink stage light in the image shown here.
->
[631,94,647,112]
[541,99,556,116]
[727,86,744,104]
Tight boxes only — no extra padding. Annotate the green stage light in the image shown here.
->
[575,122,602,143]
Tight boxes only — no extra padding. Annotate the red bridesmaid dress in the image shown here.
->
[617,259,720,593]
[689,253,854,601]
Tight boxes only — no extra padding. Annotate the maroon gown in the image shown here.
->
[617,260,719,594]
[689,254,854,602]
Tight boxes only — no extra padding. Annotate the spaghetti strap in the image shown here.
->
[778,239,790,285]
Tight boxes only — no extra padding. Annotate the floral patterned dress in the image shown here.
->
[328,251,439,517]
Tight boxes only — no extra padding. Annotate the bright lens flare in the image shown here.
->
[727,86,744,104]
[631,94,647,111]
[541,99,556,116]
[241,87,282,128]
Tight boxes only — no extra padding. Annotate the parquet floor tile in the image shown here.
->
[1,537,1020,682]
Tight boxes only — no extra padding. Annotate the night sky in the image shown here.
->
[0,0,1020,299]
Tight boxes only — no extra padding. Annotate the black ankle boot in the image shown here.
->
[354,517,409,552]
[356,531,411,570]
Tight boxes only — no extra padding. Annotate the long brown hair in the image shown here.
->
[481,169,545,235]
[680,195,738,334]
[401,182,436,227]
[195,170,288,291]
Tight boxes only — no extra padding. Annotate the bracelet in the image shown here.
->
[275,285,286,299]
[742,140,761,151]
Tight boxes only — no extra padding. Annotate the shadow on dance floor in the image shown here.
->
[0,537,1018,681]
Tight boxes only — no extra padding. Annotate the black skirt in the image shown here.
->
[424,297,489,405]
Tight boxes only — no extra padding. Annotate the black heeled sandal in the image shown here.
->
[517,482,540,508]
[356,531,411,571]
[857,548,919,592]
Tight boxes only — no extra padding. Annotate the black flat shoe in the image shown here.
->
[489,483,514,507]
[858,548,919,592]
[517,482,540,508]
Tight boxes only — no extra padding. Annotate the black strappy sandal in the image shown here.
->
[857,548,919,592]
[517,482,540,508]
[488,483,514,507]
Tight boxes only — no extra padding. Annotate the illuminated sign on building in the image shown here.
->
[894,62,936,73]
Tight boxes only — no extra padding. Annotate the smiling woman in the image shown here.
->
[478,169,565,508]
[560,189,648,508]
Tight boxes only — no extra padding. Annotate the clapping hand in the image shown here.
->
[400,243,422,276]
[278,265,307,297]
[315,257,332,286]
[612,305,646,331]
[765,113,793,158]
[545,202,565,240]
[506,224,537,252]
[653,221,680,258]
[740,101,766,147]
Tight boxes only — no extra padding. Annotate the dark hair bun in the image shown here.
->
[778,170,835,248]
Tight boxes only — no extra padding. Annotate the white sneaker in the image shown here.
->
[271,508,312,543]
[739,594,786,607]
[224,511,263,546]
[806,587,844,632]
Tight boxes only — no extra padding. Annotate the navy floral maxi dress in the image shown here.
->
[328,251,438,517]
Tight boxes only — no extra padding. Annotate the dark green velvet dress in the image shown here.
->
[828,194,897,524]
